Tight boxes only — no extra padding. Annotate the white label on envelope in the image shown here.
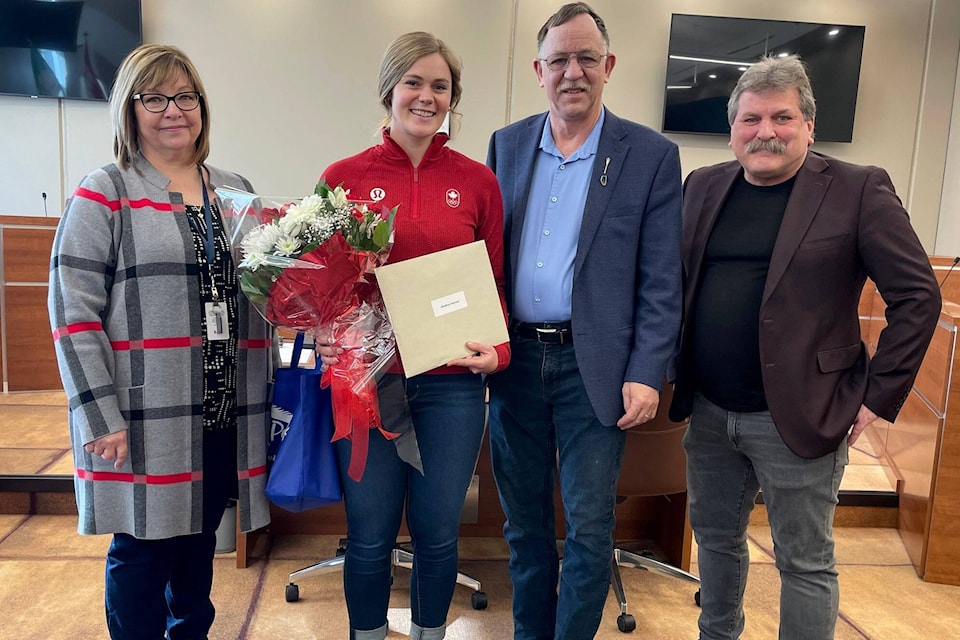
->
[431,291,468,317]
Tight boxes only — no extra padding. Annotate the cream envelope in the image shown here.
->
[375,240,508,377]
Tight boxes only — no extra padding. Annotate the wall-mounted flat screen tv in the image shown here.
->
[663,14,865,143]
[0,0,142,101]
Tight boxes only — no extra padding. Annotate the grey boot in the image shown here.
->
[352,622,388,640]
[409,621,446,640]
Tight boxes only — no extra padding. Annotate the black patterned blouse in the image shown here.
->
[185,199,238,431]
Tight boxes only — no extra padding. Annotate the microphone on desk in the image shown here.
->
[939,256,960,289]
[41,192,48,217]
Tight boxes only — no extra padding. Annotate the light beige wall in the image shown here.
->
[0,0,956,251]
[937,6,960,258]
[509,0,956,251]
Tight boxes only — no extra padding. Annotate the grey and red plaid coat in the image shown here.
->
[48,155,272,539]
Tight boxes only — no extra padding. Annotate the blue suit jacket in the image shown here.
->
[487,109,683,426]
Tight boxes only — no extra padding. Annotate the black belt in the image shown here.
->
[510,321,573,345]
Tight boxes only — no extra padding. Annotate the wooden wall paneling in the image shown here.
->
[0,218,60,393]
[2,227,56,283]
[4,287,62,391]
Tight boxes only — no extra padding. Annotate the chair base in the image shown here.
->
[284,539,488,609]
[610,547,700,634]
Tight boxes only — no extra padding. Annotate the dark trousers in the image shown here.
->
[104,428,237,640]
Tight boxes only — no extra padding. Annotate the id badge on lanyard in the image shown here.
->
[199,167,230,341]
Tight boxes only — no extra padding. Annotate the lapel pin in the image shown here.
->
[600,157,611,186]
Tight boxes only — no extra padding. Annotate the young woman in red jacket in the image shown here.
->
[317,31,509,640]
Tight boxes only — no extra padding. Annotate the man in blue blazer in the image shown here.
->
[485,4,682,638]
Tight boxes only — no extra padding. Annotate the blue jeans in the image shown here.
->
[684,394,848,640]
[488,337,626,640]
[335,373,486,635]
[105,427,236,640]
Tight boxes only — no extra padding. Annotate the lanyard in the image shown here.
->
[197,166,220,302]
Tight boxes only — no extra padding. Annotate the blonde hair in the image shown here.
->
[377,32,462,135]
[109,44,211,169]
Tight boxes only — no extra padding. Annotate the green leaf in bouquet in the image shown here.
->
[314,179,337,198]
[239,267,278,305]
[372,216,391,249]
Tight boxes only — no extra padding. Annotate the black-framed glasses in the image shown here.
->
[133,91,202,113]
[539,51,607,72]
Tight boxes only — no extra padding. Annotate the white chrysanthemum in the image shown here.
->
[278,213,305,238]
[241,223,280,255]
[286,194,325,219]
[274,236,303,256]
[239,251,268,270]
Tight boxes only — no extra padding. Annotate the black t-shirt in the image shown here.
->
[691,174,795,412]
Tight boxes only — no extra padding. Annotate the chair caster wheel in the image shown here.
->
[695,589,701,607]
[285,583,300,603]
[471,591,488,610]
[617,613,636,633]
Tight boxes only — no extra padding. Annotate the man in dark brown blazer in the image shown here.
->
[669,55,941,640]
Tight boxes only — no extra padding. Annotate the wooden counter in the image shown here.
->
[0,216,60,392]
[861,277,960,585]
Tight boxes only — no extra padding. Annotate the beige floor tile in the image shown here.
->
[208,557,264,640]
[834,527,913,565]
[244,558,354,639]
[0,558,107,640]
[841,463,895,492]
[0,514,27,538]
[41,450,74,475]
[744,525,913,568]
[0,405,69,449]
[0,448,63,474]
[838,565,960,639]
[0,514,109,559]
[0,391,67,406]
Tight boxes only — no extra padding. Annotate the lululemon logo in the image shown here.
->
[370,187,386,202]
[446,189,461,208]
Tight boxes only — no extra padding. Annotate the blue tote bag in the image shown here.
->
[266,333,342,512]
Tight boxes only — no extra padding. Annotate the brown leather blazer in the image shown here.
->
[670,152,941,458]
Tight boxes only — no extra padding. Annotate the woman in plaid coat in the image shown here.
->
[47,44,271,640]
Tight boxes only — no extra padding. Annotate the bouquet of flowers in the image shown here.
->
[217,181,400,481]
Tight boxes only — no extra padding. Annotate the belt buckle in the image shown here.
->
[535,327,561,344]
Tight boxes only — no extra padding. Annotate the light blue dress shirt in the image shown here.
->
[512,109,605,323]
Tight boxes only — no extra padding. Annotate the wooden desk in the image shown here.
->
[861,283,960,585]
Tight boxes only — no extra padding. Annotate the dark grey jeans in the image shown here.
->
[684,394,848,640]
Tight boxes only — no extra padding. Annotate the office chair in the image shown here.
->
[284,538,487,610]
[609,412,701,633]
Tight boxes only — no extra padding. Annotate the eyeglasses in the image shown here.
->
[133,91,202,113]
[539,51,607,72]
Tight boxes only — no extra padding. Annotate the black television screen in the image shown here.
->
[0,0,142,101]
[663,14,865,143]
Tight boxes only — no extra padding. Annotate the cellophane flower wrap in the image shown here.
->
[216,181,399,481]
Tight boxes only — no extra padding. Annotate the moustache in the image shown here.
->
[558,82,590,93]
[745,139,786,154]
